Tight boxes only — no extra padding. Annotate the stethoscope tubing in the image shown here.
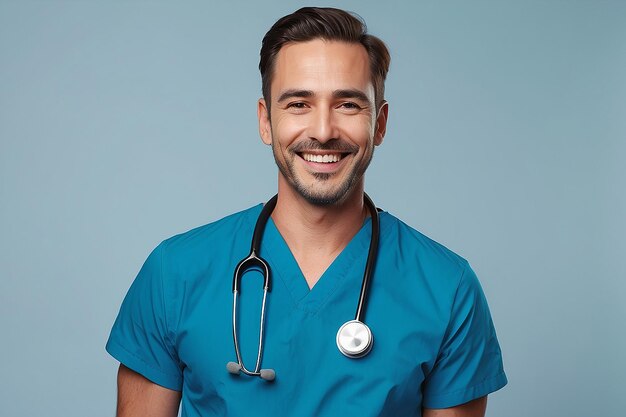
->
[228,193,380,380]
[354,193,379,323]
[231,288,269,376]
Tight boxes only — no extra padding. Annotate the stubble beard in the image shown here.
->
[271,140,374,207]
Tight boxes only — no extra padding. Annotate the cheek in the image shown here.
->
[272,116,308,146]
[344,117,375,144]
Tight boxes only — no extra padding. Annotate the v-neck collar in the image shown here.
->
[259,216,372,314]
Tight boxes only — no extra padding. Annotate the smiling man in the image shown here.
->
[107,7,507,417]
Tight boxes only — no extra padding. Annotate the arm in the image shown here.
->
[423,396,487,417]
[116,364,181,417]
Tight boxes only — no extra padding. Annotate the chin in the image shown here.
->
[294,180,360,207]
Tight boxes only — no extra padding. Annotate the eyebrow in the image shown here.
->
[332,89,370,104]
[276,88,371,104]
[277,89,314,103]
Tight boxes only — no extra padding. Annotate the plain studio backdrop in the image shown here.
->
[1,1,624,416]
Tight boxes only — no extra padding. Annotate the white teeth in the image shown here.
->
[302,153,342,163]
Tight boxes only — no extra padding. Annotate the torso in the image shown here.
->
[156,205,470,416]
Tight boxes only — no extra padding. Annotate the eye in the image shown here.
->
[338,102,363,112]
[284,102,310,114]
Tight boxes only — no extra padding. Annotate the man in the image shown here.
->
[107,7,507,417]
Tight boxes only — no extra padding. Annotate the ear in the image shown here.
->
[258,98,272,145]
[374,100,388,146]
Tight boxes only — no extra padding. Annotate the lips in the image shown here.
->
[291,140,357,173]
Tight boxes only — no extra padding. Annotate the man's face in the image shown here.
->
[258,39,388,206]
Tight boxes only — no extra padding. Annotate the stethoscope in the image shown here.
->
[226,194,380,381]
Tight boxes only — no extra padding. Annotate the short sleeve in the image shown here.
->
[106,242,183,391]
[422,262,507,408]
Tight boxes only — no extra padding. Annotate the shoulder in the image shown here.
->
[157,204,263,264]
[380,211,468,272]
[376,211,477,309]
[165,204,263,246]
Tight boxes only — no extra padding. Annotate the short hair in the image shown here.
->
[259,7,391,112]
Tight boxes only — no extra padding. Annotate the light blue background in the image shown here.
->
[1,1,624,416]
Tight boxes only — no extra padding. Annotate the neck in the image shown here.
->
[270,179,367,288]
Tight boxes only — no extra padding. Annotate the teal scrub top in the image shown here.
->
[106,204,507,416]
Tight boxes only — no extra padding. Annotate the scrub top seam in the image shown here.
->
[159,240,178,354]
[106,338,183,383]
[423,370,508,408]
[429,370,507,399]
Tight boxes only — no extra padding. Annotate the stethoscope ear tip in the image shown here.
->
[226,361,242,375]
[260,369,276,381]
[227,362,275,381]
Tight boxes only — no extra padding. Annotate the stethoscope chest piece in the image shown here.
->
[336,320,373,358]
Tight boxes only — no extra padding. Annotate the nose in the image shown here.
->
[309,107,338,143]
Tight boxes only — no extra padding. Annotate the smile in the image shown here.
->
[301,153,344,163]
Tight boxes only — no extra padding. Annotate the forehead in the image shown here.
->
[271,39,373,98]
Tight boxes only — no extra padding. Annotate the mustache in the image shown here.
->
[289,139,358,153]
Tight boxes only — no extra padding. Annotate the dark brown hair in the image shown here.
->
[259,7,390,112]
